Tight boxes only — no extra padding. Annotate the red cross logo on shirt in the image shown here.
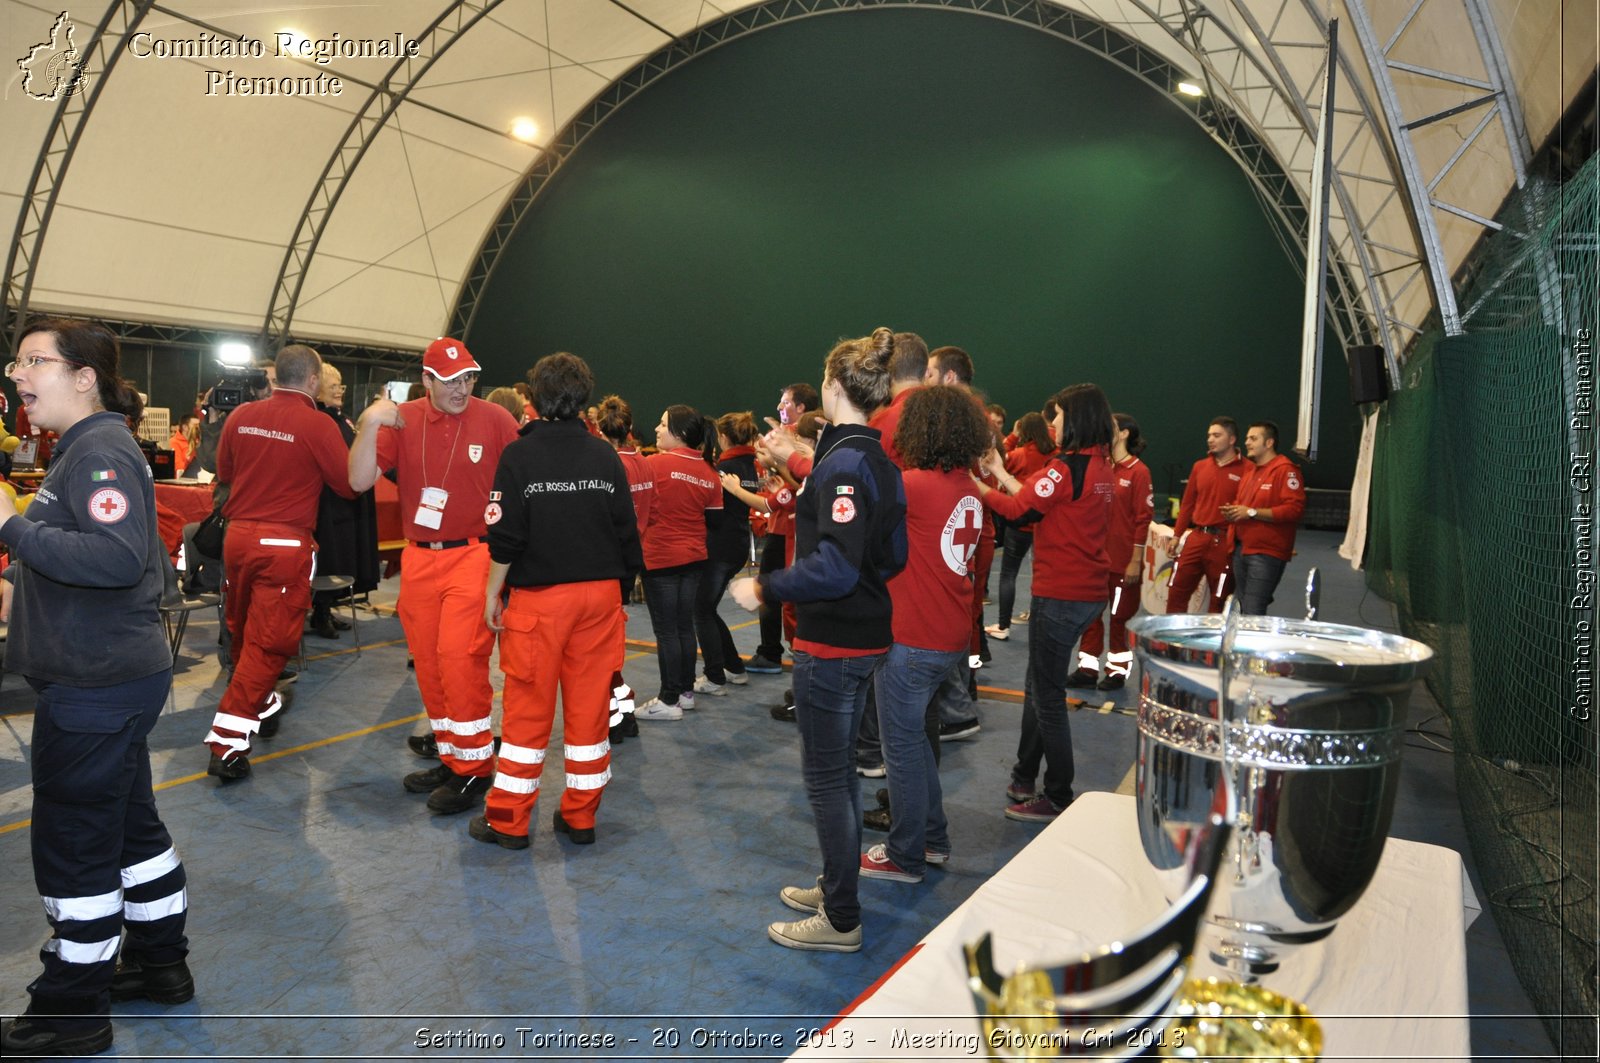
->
[832,497,856,523]
[88,487,129,524]
[940,496,985,576]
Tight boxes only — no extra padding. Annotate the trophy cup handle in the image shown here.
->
[1304,567,1321,621]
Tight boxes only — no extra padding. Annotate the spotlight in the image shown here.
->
[217,342,253,366]
[1177,81,1205,97]
[510,117,539,143]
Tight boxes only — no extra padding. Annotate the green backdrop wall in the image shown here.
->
[464,7,1357,494]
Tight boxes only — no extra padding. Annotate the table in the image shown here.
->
[793,793,1472,1061]
[153,480,216,559]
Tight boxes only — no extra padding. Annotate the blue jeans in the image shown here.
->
[1232,546,1288,615]
[1012,596,1104,807]
[692,556,746,683]
[643,563,703,703]
[875,644,960,874]
[792,649,883,931]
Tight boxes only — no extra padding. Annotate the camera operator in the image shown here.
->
[202,346,354,782]
[190,363,274,480]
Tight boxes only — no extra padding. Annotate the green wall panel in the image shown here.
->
[466,8,1357,491]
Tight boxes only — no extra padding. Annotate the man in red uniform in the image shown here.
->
[746,382,818,674]
[349,338,519,814]
[205,345,355,781]
[1221,420,1306,615]
[1166,416,1246,614]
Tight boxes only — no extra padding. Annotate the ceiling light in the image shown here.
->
[510,117,539,143]
[218,342,253,366]
[279,28,310,52]
[1177,81,1205,97]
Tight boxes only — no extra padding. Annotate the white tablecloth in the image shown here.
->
[792,792,1472,1061]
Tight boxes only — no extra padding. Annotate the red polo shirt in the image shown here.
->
[218,388,354,531]
[374,396,519,541]
[1173,453,1247,535]
[616,447,655,538]
[1107,455,1154,570]
[642,446,722,569]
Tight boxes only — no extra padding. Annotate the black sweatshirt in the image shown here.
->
[486,418,643,587]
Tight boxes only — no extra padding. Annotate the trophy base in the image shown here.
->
[1162,978,1322,1061]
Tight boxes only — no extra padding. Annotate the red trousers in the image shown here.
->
[1079,573,1141,676]
[490,581,625,836]
[1165,529,1232,614]
[399,543,496,777]
[206,521,313,759]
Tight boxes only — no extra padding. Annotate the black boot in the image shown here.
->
[111,957,195,1004]
[309,607,338,640]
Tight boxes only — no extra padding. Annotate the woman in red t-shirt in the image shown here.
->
[635,405,721,719]
[596,395,654,741]
[984,411,1057,640]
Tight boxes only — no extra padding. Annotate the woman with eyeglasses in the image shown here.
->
[0,319,193,1060]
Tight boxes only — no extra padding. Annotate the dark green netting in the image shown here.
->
[1366,156,1598,1054]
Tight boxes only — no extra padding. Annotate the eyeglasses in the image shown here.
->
[4,355,79,377]
[436,373,479,390]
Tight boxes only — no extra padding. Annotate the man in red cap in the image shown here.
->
[205,345,355,780]
[349,338,519,814]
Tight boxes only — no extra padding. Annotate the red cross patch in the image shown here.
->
[831,497,856,523]
[1034,477,1055,499]
[1287,474,1301,490]
[88,487,129,524]
[484,502,503,525]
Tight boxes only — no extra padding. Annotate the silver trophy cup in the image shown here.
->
[1128,606,1433,981]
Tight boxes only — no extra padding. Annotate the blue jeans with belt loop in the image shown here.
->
[792,649,883,932]
[875,644,961,874]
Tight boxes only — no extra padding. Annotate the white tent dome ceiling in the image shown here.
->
[2,0,1591,354]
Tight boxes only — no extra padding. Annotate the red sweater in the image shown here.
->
[616,447,654,538]
[218,389,353,531]
[889,468,983,651]
[642,447,722,569]
[1232,454,1306,560]
[1107,455,1154,571]
[985,449,1114,601]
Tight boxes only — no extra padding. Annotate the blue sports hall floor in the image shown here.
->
[0,530,1559,1059]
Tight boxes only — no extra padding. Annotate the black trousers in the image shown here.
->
[643,563,704,704]
[26,669,188,1029]
[754,533,787,660]
[693,555,746,684]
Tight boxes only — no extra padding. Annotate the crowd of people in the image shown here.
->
[0,316,1306,1056]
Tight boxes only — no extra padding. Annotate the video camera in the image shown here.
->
[206,365,270,414]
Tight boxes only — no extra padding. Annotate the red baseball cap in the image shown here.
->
[423,337,481,381]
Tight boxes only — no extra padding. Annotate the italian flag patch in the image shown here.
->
[91,469,117,481]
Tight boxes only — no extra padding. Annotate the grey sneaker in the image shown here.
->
[693,675,727,696]
[768,905,862,952]
[780,875,824,913]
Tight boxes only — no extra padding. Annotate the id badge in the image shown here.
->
[414,485,449,530]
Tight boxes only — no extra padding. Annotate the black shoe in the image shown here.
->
[1097,673,1126,691]
[207,752,250,782]
[1,1017,113,1059]
[745,653,784,674]
[308,612,338,639]
[876,787,890,809]
[406,656,415,669]
[770,689,796,722]
[110,957,195,1005]
[468,814,528,850]
[427,771,491,814]
[608,723,627,746]
[553,809,596,845]
[403,763,454,794]
[939,718,980,742]
[258,687,294,739]
[863,807,892,832]
[277,668,299,684]
[407,732,439,759]
[1066,668,1099,688]
[620,714,639,738]
[330,614,352,631]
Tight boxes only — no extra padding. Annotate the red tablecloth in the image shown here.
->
[154,481,216,560]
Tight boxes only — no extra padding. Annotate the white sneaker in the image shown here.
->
[984,624,1009,640]
[969,654,984,670]
[635,697,682,721]
[693,675,727,696]
[768,906,861,952]
[780,875,824,913]
[678,692,696,711]
[1013,612,1030,624]
[727,672,750,685]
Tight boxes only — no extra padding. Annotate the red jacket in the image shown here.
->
[616,447,654,538]
[985,449,1114,601]
[1173,453,1247,535]
[889,468,983,651]
[1232,454,1306,560]
[218,389,353,531]
[1107,455,1154,571]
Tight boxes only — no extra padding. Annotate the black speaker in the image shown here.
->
[1347,344,1389,404]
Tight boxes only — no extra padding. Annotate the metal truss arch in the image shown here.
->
[448,0,1367,351]
[3,0,157,355]
[261,0,509,350]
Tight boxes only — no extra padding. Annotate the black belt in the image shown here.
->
[1192,524,1224,535]
[410,536,487,551]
